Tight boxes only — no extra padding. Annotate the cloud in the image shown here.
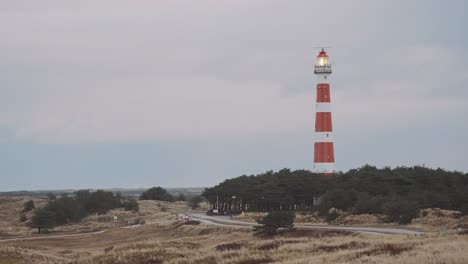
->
[2,78,313,142]
[1,1,467,143]
[334,79,466,129]
[2,73,465,143]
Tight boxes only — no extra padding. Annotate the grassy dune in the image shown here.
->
[0,198,467,263]
[1,223,467,264]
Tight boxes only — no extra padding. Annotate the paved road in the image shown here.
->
[189,213,426,235]
[0,214,425,243]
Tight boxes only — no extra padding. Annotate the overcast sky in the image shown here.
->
[1,0,467,191]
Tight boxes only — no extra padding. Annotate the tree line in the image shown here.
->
[30,190,138,233]
[139,186,205,209]
[29,186,205,233]
[202,165,468,224]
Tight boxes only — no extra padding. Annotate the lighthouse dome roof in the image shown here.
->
[317,49,329,58]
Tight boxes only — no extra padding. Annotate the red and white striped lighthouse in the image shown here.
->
[313,49,335,174]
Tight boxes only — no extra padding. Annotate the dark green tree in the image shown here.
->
[31,208,56,234]
[254,210,295,235]
[140,187,174,202]
[86,190,121,214]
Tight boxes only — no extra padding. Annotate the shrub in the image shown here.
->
[189,195,204,209]
[184,220,201,225]
[176,194,186,201]
[254,210,295,236]
[123,198,139,212]
[325,210,340,223]
[19,213,27,222]
[22,200,35,213]
[134,218,146,225]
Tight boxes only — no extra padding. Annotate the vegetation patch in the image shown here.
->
[353,243,414,259]
[0,247,63,264]
[314,241,369,252]
[257,239,303,251]
[222,252,240,259]
[215,242,243,251]
[184,220,201,225]
[236,257,274,264]
[103,246,114,254]
[0,254,23,264]
[113,243,160,252]
[59,250,74,255]
[161,241,200,250]
[195,256,218,264]
[257,241,280,251]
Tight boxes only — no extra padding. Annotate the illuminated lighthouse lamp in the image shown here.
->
[314,49,332,73]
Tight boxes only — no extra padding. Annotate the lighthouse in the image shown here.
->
[313,49,335,174]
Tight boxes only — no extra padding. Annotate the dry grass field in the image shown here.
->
[1,223,467,264]
[0,197,467,264]
[0,197,47,238]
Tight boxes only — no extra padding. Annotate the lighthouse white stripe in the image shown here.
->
[316,74,330,84]
[316,102,332,112]
[313,163,334,173]
[315,132,333,142]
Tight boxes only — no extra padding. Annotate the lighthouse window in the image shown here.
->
[324,76,327,79]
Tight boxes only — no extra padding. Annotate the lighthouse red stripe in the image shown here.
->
[314,142,335,162]
[315,112,333,132]
[316,84,330,102]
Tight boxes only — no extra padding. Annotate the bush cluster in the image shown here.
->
[140,187,174,202]
[254,210,295,235]
[30,190,135,233]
